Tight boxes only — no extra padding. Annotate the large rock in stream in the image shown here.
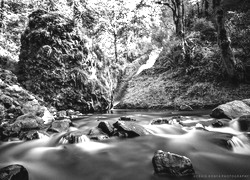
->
[0,164,29,180]
[152,150,195,177]
[18,9,114,113]
[211,100,250,119]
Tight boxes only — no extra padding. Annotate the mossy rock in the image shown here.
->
[18,10,112,113]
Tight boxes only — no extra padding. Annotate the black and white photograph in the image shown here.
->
[0,0,250,179]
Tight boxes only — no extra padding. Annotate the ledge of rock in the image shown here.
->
[18,9,114,113]
[152,150,195,177]
[211,100,250,119]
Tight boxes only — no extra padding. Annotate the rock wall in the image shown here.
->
[18,10,113,113]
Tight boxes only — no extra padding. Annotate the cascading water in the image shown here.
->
[1,110,250,180]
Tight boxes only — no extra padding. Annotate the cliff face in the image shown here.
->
[18,10,114,113]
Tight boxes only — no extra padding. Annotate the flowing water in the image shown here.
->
[1,109,250,180]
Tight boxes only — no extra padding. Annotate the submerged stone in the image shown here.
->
[152,150,195,177]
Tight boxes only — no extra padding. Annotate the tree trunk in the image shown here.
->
[0,0,4,29]
[213,0,237,80]
[204,0,209,17]
[175,0,184,38]
[114,33,118,63]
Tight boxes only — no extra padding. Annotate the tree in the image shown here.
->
[0,0,4,29]
[212,0,243,81]
[155,0,185,38]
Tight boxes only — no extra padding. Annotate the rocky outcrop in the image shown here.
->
[0,68,54,141]
[18,9,114,113]
[0,164,29,180]
[152,150,195,177]
[211,100,250,119]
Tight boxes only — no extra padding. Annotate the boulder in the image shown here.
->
[48,119,71,133]
[212,120,224,128]
[235,115,250,131]
[211,100,250,119]
[113,121,150,138]
[18,10,113,113]
[152,150,195,177]
[21,101,54,124]
[0,164,29,180]
[179,104,193,111]
[15,114,44,130]
[97,121,114,136]
[242,99,250,106]
[88,127,106,136]
[150,118,169,125]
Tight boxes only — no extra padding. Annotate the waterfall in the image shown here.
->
[136,47,162,75]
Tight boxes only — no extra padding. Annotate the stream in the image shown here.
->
[0,109,250,180]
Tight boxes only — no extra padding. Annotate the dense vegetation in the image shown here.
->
[1,0,250,110]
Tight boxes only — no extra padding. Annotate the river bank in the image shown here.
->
[114,69,250,110]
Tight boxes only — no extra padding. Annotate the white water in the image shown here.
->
[136,47,162,75]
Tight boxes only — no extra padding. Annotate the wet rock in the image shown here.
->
[88,127,106,136]
[152,150,195,177]
[97,121,114,136]
[15,114,45,130]
[119,116,136,121]
[66,109,75,116]
[235,115,250,131]
[113,121,150,138]
[48,119,71,133]
[0,164,29,180]
[60,130,90,144]
[89,134,109,141]
[56,110,68,120]
[150,118,169,125]
[212,120,224,127]
[19,130,50,141]
[0,94,13,109]
[211,100,250,119]
[242,99,250,106]
[179,104,193,111]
